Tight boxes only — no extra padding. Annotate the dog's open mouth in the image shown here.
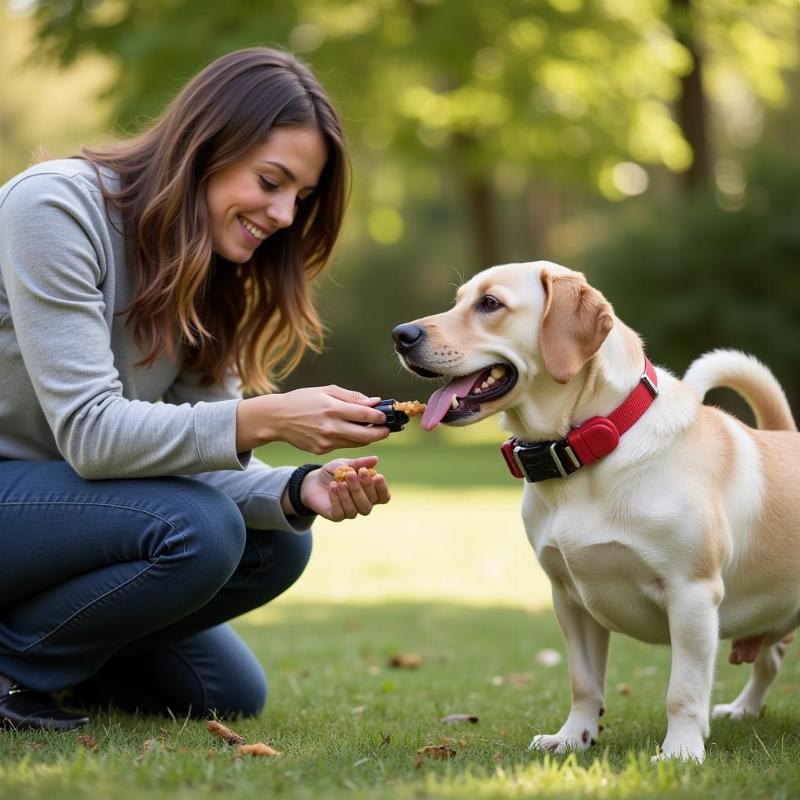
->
[420,363,518,430]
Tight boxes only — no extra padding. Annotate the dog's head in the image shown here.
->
[392,261,616,431]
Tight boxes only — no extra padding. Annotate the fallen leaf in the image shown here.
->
[238,742,282,757]
[440,714,479,725]
[508,672,533,686]
[616,682,632,696]
[77,734,99,753]
[415,742,457,767]
[388,653,422,669]
[206,719,245,745]
[536,649,562,667]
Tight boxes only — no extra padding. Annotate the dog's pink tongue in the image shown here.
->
[421,373,480,431]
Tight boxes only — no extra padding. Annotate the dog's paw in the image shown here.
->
[529,728,595,755]
[651,738,706,763]
[711,701,760,721]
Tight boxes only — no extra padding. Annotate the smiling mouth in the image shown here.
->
[409,362,518,430]
[238,215,269,241]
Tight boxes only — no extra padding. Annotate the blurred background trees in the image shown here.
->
[4,0,800,414]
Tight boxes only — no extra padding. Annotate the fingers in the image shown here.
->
[341,469,373,515]
[373,473,391,504]
[334,400,387,427]
[322,463,391,522]
[325,385,380,405]
[331,479,359,519]
[325,386,386,426]
[344,455,379,471]
[357,467,379,504]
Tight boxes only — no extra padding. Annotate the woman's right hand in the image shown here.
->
[236,385,391,454]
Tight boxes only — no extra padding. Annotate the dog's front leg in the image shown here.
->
[529,583,609,754]
[658,579,721,762]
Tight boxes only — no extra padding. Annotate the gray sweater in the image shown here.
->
[0,159,309,532]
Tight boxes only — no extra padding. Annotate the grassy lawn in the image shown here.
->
[2,433,800,798]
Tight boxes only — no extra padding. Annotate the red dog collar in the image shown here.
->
[501,358,658,482]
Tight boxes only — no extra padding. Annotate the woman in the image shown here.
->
[0,47,392,730]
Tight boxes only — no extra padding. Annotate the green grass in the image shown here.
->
[3,473,800,799]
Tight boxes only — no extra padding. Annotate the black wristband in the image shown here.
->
[286,463,322,517]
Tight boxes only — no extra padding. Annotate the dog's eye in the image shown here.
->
[478,295,503,312]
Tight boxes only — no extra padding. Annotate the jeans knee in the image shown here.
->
[246,529,312,593]
[280,530,313,586]
[174,482,247,590]
[206,645,268,718]
[214,668,268,719]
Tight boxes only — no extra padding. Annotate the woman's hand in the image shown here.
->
[299,455,391,521]
[236,386,390,454]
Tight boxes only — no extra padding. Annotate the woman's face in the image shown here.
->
[206,125,328,263]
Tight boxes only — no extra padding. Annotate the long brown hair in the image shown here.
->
[82,47,349,393]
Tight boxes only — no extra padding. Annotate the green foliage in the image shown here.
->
[31,0,800,197]
[584,148,800,413]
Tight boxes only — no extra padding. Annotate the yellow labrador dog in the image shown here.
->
[392,260,798,762]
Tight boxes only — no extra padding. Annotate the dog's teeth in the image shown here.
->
[481,381,490,389]
[451,394,459,409]
[474,386,482,394]
[485,377,495,386]
[490,366,505,379]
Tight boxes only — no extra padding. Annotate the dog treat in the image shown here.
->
[363,398,426,432]
[392,400,426,417]
[334,466,378,482]
[206,719,245,745]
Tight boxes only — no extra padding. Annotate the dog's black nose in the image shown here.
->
[392,323,425,354]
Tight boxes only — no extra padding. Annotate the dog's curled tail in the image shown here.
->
[683,349,796,431]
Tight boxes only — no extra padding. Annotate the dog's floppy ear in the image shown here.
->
[538,269,614,384]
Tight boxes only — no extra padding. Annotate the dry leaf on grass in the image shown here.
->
[238,742,282,757]
[206,719,245,745]
[415,742,457,768]
[616,682,632,696]
[388,653,422,669]
[77,734,99,753]
[440,714,479,725]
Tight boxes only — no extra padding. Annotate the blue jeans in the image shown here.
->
[0,460,312,718]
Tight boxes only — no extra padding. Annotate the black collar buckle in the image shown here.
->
[500,437,583,483]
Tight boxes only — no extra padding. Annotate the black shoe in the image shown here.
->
[0,672,89,731]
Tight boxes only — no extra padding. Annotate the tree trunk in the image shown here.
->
[451,134,499,266]
[464,174,498,267]
[671,0,713,192]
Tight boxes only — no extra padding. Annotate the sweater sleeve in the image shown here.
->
[0,171,244,479]
[164,369,314,533]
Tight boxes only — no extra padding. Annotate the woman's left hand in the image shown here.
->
[300,456,391,521]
